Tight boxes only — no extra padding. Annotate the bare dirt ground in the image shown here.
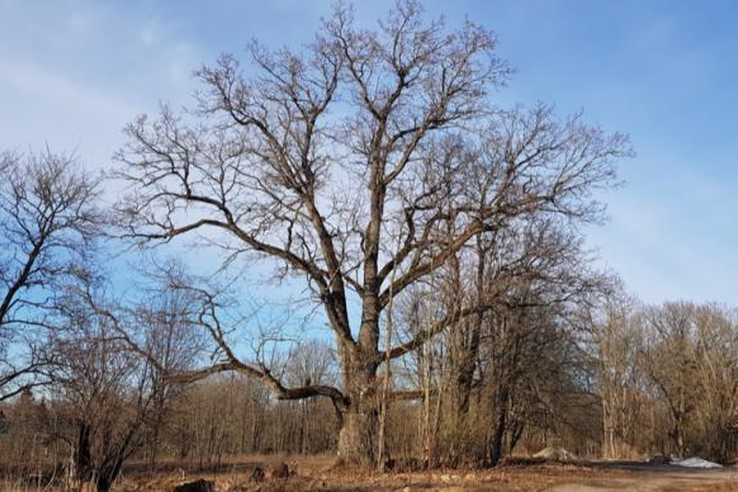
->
[103,455,738,492]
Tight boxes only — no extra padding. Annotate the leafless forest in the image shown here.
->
[1,2,737,491]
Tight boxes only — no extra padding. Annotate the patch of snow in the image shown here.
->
[533,447,576,461]
[671,457,723,469]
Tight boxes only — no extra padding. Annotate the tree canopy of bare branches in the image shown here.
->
[0,149,101,400]
[113,0,631,464]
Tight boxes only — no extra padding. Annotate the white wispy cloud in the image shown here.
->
[0,2,200,169]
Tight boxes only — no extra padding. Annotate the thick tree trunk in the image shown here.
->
[335,338,380,466]
[337,405,378,465]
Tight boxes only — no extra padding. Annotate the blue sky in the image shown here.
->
[1,0,737,305]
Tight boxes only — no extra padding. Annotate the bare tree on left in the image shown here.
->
[0,149,102,400]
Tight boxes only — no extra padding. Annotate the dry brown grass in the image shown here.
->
[4,455,738,491]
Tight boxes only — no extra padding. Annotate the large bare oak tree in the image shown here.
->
[114,1,630,464]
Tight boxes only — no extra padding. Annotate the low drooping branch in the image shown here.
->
[81,274,353,416]
[168,361,348,407]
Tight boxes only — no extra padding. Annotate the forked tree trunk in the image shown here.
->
[94,457,125,492]
[508,420,525,454]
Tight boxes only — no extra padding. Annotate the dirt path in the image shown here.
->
[546,467,738,491]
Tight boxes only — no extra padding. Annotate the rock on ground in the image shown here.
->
[172,478,214,492]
